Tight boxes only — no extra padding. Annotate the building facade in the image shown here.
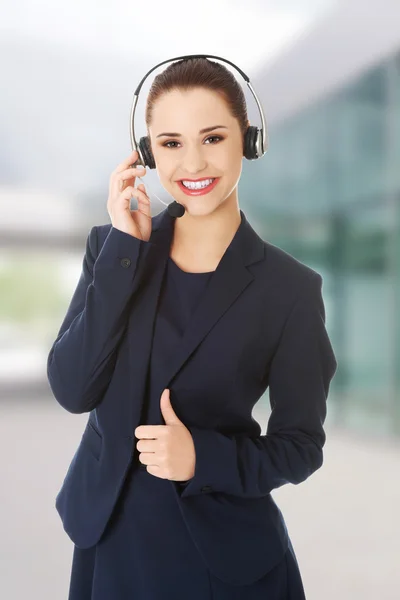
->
[244,0,400,438]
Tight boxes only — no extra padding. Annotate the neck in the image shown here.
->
[170,201,241,264]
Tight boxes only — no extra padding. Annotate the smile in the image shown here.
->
[177,178,220,196]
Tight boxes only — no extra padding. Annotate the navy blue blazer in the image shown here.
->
[47,207,337,586]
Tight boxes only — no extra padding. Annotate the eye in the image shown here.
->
[162,135,223,149]
[204,135,223,145]
[163,140,180,149]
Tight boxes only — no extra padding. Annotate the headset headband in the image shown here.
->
[129,53,267,164]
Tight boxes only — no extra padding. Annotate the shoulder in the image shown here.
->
[263,239,321,282]
[257,238,323,312]
[244,212,321,289]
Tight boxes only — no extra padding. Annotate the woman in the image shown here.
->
[47,57,338,599]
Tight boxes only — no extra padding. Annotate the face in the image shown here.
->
[148,87,246,217]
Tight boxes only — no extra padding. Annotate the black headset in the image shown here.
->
[129,53,268,170]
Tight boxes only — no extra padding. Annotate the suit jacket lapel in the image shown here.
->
[136,210,264,388]
[126,207,265,414]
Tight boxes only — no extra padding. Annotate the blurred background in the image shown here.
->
[1,0,399,598]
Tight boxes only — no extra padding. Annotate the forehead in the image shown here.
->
[149,88,233,130]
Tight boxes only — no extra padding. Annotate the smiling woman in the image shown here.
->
[50,55,336,600]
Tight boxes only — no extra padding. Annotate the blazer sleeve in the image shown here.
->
[178,272,338,499]
[47,225,152,414]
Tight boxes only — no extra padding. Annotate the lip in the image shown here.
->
[177,176,216,182]
[177,177,220,196]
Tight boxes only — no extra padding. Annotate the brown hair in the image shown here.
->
[144,57,249,152]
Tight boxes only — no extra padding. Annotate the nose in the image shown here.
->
[180,145,208,174]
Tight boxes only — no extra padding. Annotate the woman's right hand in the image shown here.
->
[107,149,152,241]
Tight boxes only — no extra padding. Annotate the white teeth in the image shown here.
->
[181,178,214,190]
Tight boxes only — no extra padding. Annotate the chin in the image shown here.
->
[194,207,226,221]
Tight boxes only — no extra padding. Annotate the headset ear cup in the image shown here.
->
[139,136,156,169]
[243,125,259,160]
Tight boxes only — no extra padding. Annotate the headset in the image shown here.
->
[129,53,268,217]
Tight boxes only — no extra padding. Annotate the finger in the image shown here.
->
[136,185,151,213]
[116,166,147,187]
[135,425,164,438]
[111,185,145,207]
[119,185,147,201]
[122,166,147,192]
[114,149,141,174]
[120,166,146,179]
[137,183,149,198]
[129,187,151,214]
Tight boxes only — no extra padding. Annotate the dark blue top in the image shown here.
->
[140,256,214,431]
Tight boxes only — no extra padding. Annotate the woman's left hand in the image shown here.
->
[134,389,196,482]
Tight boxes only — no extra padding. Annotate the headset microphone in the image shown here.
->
[167,201,186,218]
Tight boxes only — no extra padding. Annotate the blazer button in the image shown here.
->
[201,485,213,493]
[120,257,131,268]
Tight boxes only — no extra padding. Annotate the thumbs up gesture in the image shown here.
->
[134,389,196,482]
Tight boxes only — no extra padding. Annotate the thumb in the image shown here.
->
[160,389,182,425]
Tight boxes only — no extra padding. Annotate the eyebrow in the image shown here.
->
[156,125,228,138]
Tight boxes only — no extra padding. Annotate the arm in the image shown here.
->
[47,225,152,414]
[179,272,338,499]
